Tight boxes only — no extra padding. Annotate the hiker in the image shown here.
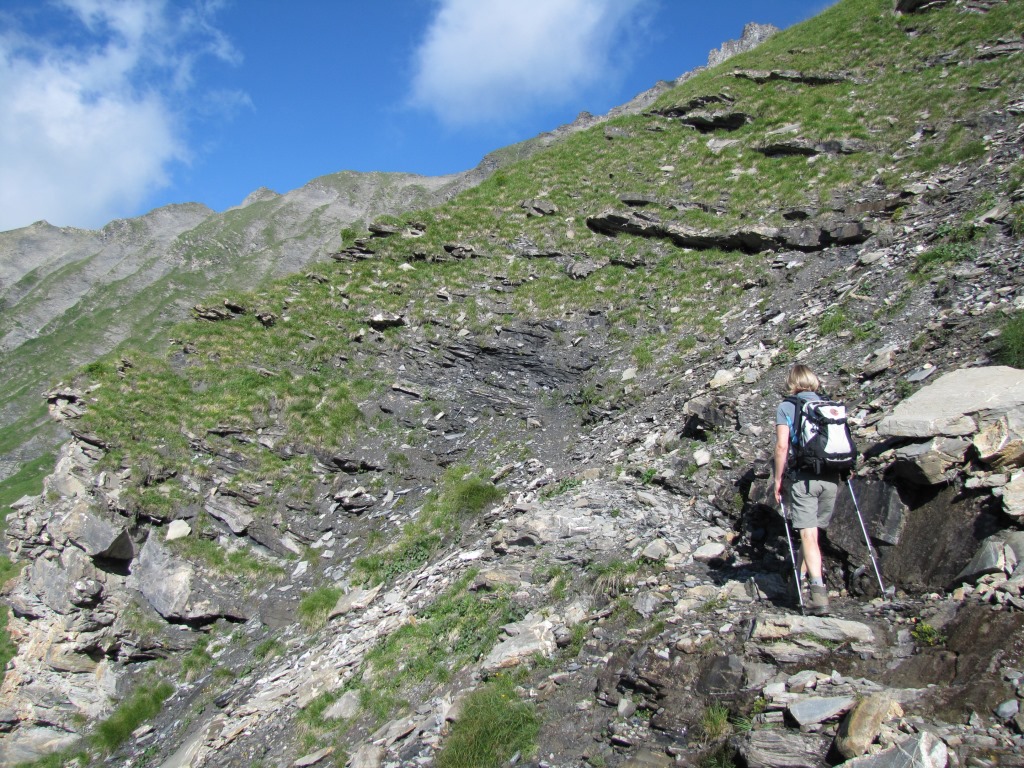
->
[773,364,839,616]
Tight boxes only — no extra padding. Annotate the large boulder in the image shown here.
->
[835,694,898,760]
[731,730,831,768]
[49,501,134,560]
[876,367,1024,439]
[889,437,972,485]
[131,537,249,623]
[972,409,1024,469]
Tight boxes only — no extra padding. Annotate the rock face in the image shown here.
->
[874,367,1024,523]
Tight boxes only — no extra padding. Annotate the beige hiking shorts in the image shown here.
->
[786,474,839,530]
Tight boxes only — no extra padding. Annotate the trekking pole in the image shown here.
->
[780,501,806,615]
[846,479,889,599]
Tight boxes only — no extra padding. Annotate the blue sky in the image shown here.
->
[0,0,833,233]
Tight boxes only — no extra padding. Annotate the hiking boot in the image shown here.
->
[808,585,830,616]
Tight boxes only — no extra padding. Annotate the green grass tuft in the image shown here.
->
[298,586,343,631]
[996,313,1024,369]
[356,570,524,724]
[91,680,174,753]
[699,703,733,743]
[354,466,502,584]
[435,675,539,768]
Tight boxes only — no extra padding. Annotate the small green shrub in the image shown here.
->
[1010,204,1024,238]
[588,559,642,597]
[92,680,174,753]
[297,688,345,733]
[180,636,214,681]
[698,596,729,613]
[996,313,1024,369]
[633,341,655,370]
[933,221,977,243]
[698,744,738,768]
[357,571,523,724]
[355,467,502,584]
[540,476,583,499]
[911,621,946,647]
[914,242,976,272]
[435,676,539,768]
[434,468,504,519]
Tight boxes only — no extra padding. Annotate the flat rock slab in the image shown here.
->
[294,747,334,767]
[324,690,361,721]
[843,731,948,767]
[750,614,876,645]
[877,367,1024,438]
[329,584,382,618]
[788,695,856,725]
[619,749,675,767]
[348,744,385,768]
[481,612,556,674]
[731,729,831,768]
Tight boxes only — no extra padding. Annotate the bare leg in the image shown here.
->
[799,527,823,582]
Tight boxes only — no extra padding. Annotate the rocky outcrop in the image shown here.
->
[755,138,873,157]
[732,69,858,85]
[895,0,952,13]
[586,209,873,253]
[876,367,1024,519]
[877,367,1024,439]
[0,436,254,758]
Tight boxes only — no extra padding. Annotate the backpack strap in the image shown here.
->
[782,395,802,446]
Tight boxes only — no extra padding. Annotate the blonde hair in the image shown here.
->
[786,364,820,394]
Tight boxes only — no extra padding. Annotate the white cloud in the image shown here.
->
[0,0,239,231]
[409,0,647,127]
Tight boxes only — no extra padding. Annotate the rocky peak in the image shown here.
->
[236,186,281,209]
[706,22,780,68]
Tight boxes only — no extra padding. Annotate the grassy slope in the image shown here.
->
[58,0,1024,538]
[0,172,470,482]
